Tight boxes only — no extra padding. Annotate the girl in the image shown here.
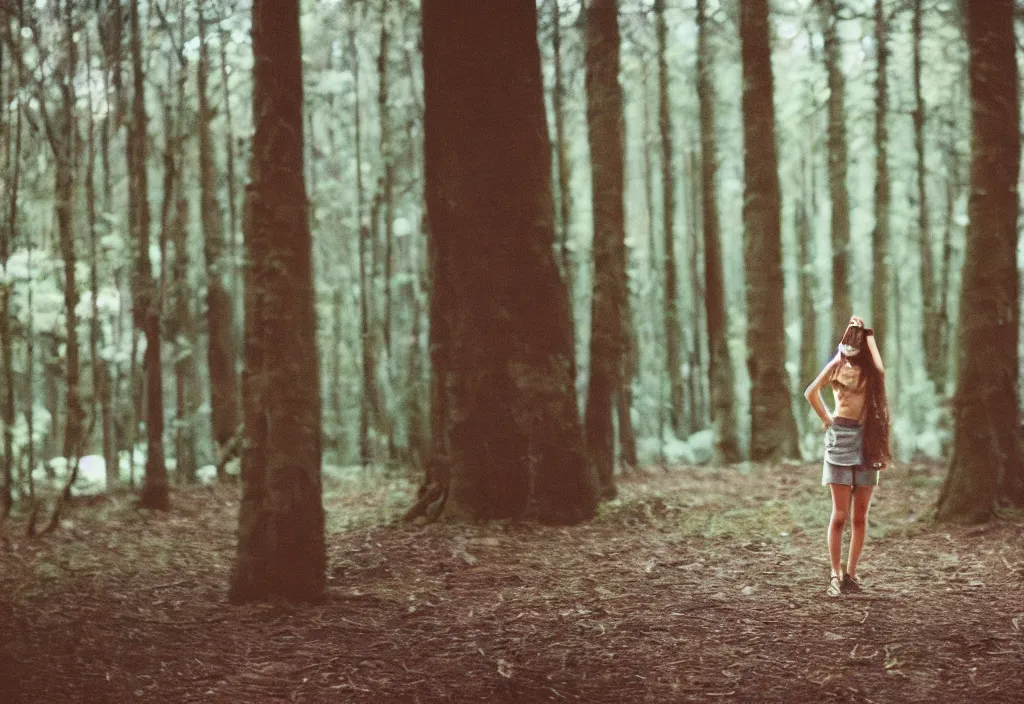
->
[804,316,891,596]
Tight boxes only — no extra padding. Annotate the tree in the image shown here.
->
[655,0,684,435]
[817,0,851,340]
[419,0,598,523]
[583,0,630,500]
[936,0,1024,521]
[0,10,23,518]
[871,0,890,344]
[197,0,241,475]
[230,0,326,603]
[128,0,169,510]
[740,0,799,462]
[912,0,937,384]
[696,0,741,463]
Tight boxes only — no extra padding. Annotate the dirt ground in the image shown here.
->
[1,460,1023,703]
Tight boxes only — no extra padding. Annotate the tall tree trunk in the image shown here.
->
[129,0,169,510]
[198,0,241,474]
[686,147,705,433]
[0,18,21,516]
[913,0,936,383]
[376,0,397,460]
[697,0,741,463]
[937,0,1023,518]
[84,29,116,490]
[419,0,598,523]
[351,29,374,468]
[641,60,665,459]
[798,157,818,438]
[550,0,577,383]
[871,0,890,343]
[55,0,84,498]
[584,0,629,500]
[818,0,851,339]
[217,22,241,312]
[655,0,684,435]
[171,191,201,483]
[378,0,395,358]
[741,0,800,462]
[230,0,325,603]
[937,124,961,394]
[166,26,200,484]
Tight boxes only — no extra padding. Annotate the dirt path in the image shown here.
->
[2,461,1022,703]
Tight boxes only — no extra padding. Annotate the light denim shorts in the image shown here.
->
[821,417,879,487]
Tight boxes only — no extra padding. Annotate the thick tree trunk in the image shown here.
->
[818,0,851,340]
[129,0,169,510]
[230,0,325,603]
[583,0,629,500]
[198,0,241,474]
[421,0,598,523]
[697,0,741,463]
[654,0,684,435]
[937,0,1023,520]
[871,0,890,343]
[741,0,800,462]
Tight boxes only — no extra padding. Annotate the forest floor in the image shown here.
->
[1,460,1023,703]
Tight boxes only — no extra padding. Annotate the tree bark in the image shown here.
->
[817,0,851,340]
[129,0,169,510]
[871,0,890,344]
[550,0,578,383]
[0,17,21,516]
[798,159,818,438]
[420,0,598,523]
[913,0,937,383]
[166,28,200,484]
[937,124,961,394]
[697,0,741,463]
[198,0,241,474]
[937,0,1023,520]
[230,0,325,603]
[655,0,684,436]
[55,0,84,498]
[741,0,800,462]
[583,0,629,500]
[686,148,706,434]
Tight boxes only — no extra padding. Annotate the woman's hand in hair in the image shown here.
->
[848,316,866,329]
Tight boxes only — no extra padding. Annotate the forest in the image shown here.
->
[1,0,1023,701]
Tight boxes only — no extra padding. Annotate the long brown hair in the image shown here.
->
[830,325,891,466]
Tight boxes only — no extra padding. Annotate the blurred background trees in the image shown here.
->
[0,0,1018,530]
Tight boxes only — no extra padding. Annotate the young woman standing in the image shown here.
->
[804,316,891,596]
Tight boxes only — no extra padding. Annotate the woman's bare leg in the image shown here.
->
[828,483,852,577]
[847,486,874,578]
